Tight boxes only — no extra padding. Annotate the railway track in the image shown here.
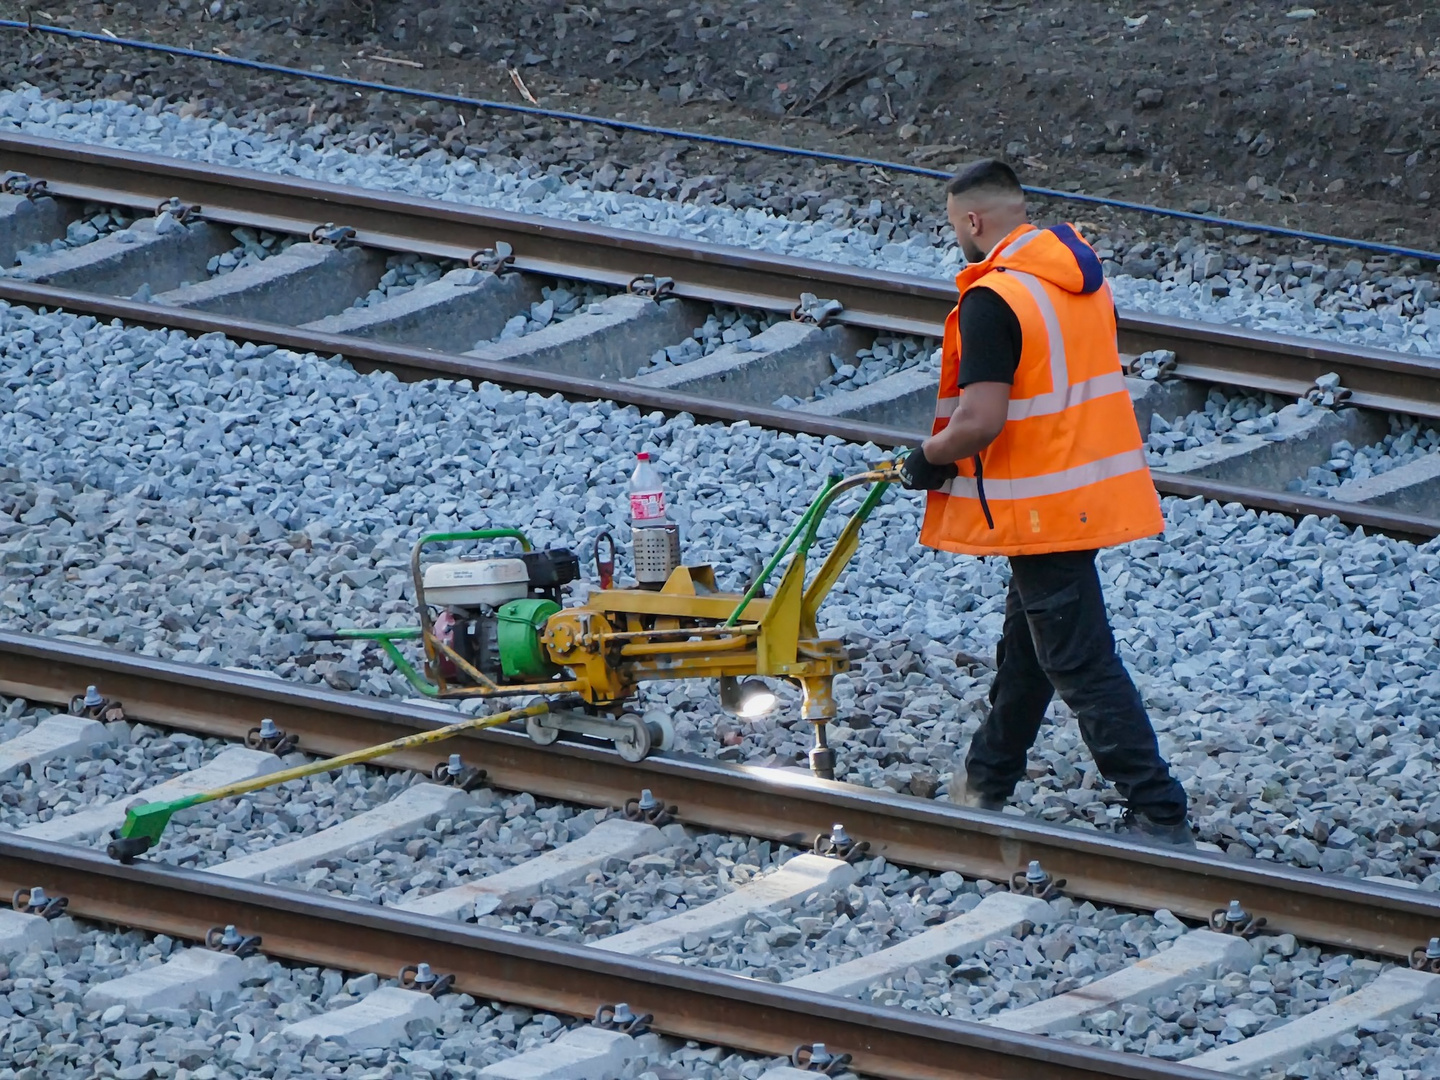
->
[0,632,1437,1080]
[2,133,1440,539]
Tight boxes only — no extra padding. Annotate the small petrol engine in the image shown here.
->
[424,548,579,683]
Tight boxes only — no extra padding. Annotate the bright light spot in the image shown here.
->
[738,679,776,719]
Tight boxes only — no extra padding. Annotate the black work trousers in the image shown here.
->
[962,549,1189,825]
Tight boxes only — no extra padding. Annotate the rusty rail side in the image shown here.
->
[0,632,1435,962]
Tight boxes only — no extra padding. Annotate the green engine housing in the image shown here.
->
[495,597,561,681]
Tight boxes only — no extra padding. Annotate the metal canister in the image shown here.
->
[632,522,681,589]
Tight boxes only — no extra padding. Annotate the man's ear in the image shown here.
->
[967,211,982,235]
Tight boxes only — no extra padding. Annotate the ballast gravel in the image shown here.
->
[1296,418,1440,499]
[636,305,781,376]
[348,253,455,310]
[207,227,296,280]
[1144,389,1283,465]
[3,86,1440,357]
[0,700,224,836]
[13,204,133,262]
[4,302,1440,886]
[488,281,613,345]
[0,918,809,1080]
[798,334,939,405]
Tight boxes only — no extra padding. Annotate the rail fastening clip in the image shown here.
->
[814,823,870,865]
[399,962,454,997]
[622,788,674,826]
[1210,899,1266,938]
[791,1042,852,1075]
[69,684,125,723]
[12,886,67,920]
[1010,859,1065,900]
[432,752,488,792]
[593,1002,651,1035]
[206,924,262,958]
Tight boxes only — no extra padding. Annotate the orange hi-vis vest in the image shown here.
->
[920,223,1164,557]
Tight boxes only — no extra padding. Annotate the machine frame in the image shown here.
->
[334,465,898,777]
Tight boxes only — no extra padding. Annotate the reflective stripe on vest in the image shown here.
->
[931,269,1128,423]
[938,447,1150,501]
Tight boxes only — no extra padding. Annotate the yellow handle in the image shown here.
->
[196,700,549,805]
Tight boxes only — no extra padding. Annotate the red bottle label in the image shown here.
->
[630,491,666,521]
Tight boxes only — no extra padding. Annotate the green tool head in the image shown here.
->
[107,799,183,862]
[117,799,181,846]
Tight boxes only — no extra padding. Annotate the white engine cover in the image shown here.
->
[423,558,529,608]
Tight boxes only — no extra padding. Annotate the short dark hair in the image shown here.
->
[946,158,1023,199]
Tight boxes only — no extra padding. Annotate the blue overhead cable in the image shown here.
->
[3,19,1437,265]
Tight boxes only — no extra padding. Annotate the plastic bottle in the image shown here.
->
[628,452,680,588]
[628,452,668,524]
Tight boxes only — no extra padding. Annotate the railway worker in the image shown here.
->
[897,158,1193,848]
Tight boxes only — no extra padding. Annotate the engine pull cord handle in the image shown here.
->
[594,531,615,589]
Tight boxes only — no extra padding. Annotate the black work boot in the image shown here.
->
[1118,810,1196,849]
[948,771,1005,812]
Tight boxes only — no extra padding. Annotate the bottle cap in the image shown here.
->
[636,452,650,461]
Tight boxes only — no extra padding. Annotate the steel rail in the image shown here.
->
[5,132,1440,418]
[1,632,1435,964]
[2,275,1435,539]
[0,833,1214,1080]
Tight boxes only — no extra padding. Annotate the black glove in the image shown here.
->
[898,448,958,491]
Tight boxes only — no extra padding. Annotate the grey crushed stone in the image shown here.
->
[350,253,458,310]
[3,284,1440,885]
[485,280,612,345]
[776,334,938,408]
[12,204,133,262]
[1144,389,1282,465]
[635,305,782,375]
[206,227,297,279]
[0,917,811,1079]
[1295,417,1440,498]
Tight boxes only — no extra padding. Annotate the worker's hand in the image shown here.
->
[898,448,958,491]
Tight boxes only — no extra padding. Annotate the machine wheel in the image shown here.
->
[525,713,560,746]
[613,713,653,763]
[642,709,675,752]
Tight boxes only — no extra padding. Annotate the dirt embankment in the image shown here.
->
[7,2,1439,257]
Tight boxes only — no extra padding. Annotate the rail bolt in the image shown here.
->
[791,1042,853,1075]
[245,718,298,756]
[1009,859,1065,900]
[1210,899,1266,938]
[12,886,67,920]
[431,752,487,791]
[70,685,125,723]
[593,1001,651,1034]
[1411,937,1440,974]
[399,961,454,997]
[813,823,870,864]
[622,788,674,826]
[205,924,262,958]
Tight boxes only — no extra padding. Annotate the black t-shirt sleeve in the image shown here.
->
[957,286,1022,387]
